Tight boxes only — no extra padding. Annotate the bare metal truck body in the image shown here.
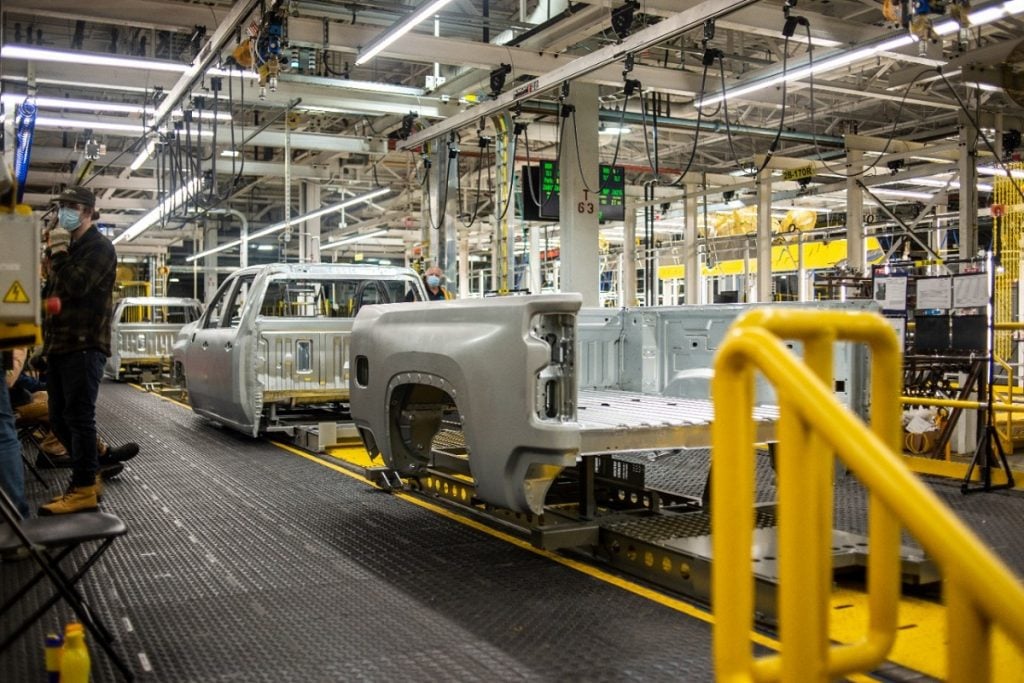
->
[174,262,426,436]
[350,295,874,515]
[105,297,202,381]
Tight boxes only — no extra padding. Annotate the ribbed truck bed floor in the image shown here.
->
[578,388,777,453]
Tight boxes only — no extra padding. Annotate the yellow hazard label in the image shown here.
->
[3,280,30,304]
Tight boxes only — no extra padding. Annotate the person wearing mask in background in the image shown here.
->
[37,186,117,515]
[422,265,453,301]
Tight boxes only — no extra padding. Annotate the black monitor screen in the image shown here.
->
[913,314,950,353]
[521,164,560,221]
[952,314,987,352]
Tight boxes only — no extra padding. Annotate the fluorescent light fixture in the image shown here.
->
[129,140,158,172]
[1,45,189,73]
[0,94,144,115]
[600,125,632,135]
[2,75,153,94]
[170,109,233,122]
[208,67,259,80]
[0,94,231,123]
[912,178,994,192]
[186,187,391,262]
[113,178,202,244]
[355,0,458,65]
[282,73,424,96]
[978,165,1024,179]
[257,244,276,251]
[33,116,145,134]
[697,0,1024,107]
[869,188,936,200]
[220,149,241,158]
[321,229,389,250]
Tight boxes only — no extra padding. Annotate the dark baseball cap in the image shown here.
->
[54,185,96,207]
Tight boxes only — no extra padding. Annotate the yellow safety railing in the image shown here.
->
[711,308,1024,682]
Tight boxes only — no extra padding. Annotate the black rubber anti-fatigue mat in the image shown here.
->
[2,382,725,682]
[620,447,1024,578]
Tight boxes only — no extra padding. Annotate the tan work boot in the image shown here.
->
[39,483,100,515]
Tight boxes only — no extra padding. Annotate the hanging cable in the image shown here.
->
[803,21,933,179]
[935,70,1024,207]
[670,54,715,186]
[459,135,491,227]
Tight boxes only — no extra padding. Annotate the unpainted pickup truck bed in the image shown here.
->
[578,389,778,454]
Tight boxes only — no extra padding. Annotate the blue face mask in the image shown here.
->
[426,275,441,288]
[58,206,82,231]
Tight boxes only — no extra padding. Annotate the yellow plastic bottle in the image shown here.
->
[60,623,91,683]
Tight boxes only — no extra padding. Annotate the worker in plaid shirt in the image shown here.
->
[38,185,117,515]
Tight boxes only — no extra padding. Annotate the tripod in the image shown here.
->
[961,358,1015,494]
[962,253,1016,494]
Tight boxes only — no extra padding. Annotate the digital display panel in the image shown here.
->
[521,162,625,222]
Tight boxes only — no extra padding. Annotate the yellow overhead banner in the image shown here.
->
[658,237,883,280]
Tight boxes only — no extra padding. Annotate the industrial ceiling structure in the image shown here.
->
[2,0,1024,289]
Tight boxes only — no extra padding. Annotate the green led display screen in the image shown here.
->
[521,162,625,222]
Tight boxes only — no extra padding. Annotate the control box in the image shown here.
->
[0,206,41,349]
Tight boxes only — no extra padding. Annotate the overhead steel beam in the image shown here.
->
[1,0,229,33]
[398,0,758,150]
[589,0,883,46]
[147,0,260,131]
[22,193,157,210]
[23,148,334,181]
[28,115,384,153]
[286,19,706,98]
[29,172,157,191]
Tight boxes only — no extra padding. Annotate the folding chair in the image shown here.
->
[0,488,134,681]
[15,424,53,489]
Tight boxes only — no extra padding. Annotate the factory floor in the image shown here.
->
[3,382,1024,681]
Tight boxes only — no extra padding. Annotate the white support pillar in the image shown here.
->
[529,225,542,295]
[443,145,459,286]
[459,232,470,299]
[301,180,322,263]
[958,112,979,259]
[203,223,218,304]
[559,82,600,306]
[623,206,637,307]
[846,148,865,274]
[756,171,773,302]
[684,184,700,304]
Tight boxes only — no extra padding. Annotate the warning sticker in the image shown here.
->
[3,280,30,304]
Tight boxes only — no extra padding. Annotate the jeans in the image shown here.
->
[0,382,29,517]
[47,350,106,488]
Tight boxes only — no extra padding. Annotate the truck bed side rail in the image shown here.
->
[712,308,1024,682]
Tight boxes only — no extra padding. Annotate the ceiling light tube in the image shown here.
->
[113,178,202,244]
[33,116,145,134]
[696,0,1023,107]
[355,0,458,65]
[1,45,188,73]
[0,94,145,115]
[321,229,389,250]
[186,188,391,262]
[869,188,936,200]
[129,140,158,172]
